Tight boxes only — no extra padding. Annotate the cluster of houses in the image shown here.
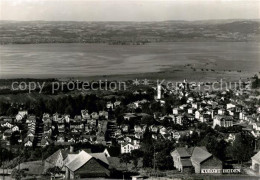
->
[1,79,260,177]
[117,122,190,154]
[24,115,37,146]
[0,111,25,145]
[40,110,109,147]
[0,109,111,148]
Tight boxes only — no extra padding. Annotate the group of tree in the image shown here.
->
[252,74,260,89]
[0,94,107,117]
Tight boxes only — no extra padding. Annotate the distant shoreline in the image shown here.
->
[0,65,257,83]
[1,39,258,45]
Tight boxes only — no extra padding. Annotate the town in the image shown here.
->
[0,76,260,180]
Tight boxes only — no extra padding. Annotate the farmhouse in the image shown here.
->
[171,146,222,174]
[65,150,110,179]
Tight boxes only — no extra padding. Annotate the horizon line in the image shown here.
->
[0,18,260,23]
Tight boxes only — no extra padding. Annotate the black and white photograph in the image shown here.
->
[0,0,260,179]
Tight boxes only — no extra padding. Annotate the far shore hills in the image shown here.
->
[0,19,259,44]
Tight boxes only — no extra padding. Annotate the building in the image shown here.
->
[171,146,222,174]
[44,148,71,172]
[81,110,91,120]
[157,84,162,100]
[40,138,53,147]
[16,110,28,121]
[65,150,110,179]
[213,115,233,128]
[24,137,34,147]
[123,113,136,121]
[173,108,180,115]
[121,142,140,154]
[106,102,114,109]
[190,147,222,174]
[251,151,260,174]
[171,147,193,172]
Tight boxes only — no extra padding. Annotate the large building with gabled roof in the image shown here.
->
[65,150,110,179]
[171,146,222,173]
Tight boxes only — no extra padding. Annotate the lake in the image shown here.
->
[0,42,259,79]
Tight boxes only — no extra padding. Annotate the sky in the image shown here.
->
[0,0,259,21]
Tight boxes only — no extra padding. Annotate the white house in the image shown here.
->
[114,101,121,108]
[227,103,236,110]
[106,102,114,109]
[81,110,91,120]
[176,115,184,125]
[121,142,140,154]
[99,111,109,119]
[195,111,201,120]
[218,109,225,115]
[24,137,34,147]
[192,103,199,109]
[16,110,28,121]
[64,115,70,123]
[159,126,167,135]
[11,126,19,132]
[134,125,142,133]
[239,111,248,121]
[173,108,179,115]
[15,114,23,121]
[252,122,260,131]
[1,122,13,128]
[188,108,194,114]
[213,115,233,128]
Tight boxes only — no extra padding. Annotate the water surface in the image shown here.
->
[0,42,259,78]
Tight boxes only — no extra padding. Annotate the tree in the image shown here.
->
[179,131,200,147]
[131,149,143,169]
[64,105,73,116]
[141,102,152,114]
[141,115,155,126]
[11,169,25,180]
[135,107,142,113]
[0,102,10,115]
[156,150,173,170]
[119,153,131,169]
[10,131,20,145]
[252,75,260,89]
[151,102,161,112]
[45,166,62,179]
[119,152,131,178]
[114,106,127,118]
[6,107,18,116]
[162,102,172,115]
[116,116,125,126]
[0,146,14,164]
[143,153,153,168]
[154,139,175,170]
[230,133,254,164]
[142,127,153,149]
